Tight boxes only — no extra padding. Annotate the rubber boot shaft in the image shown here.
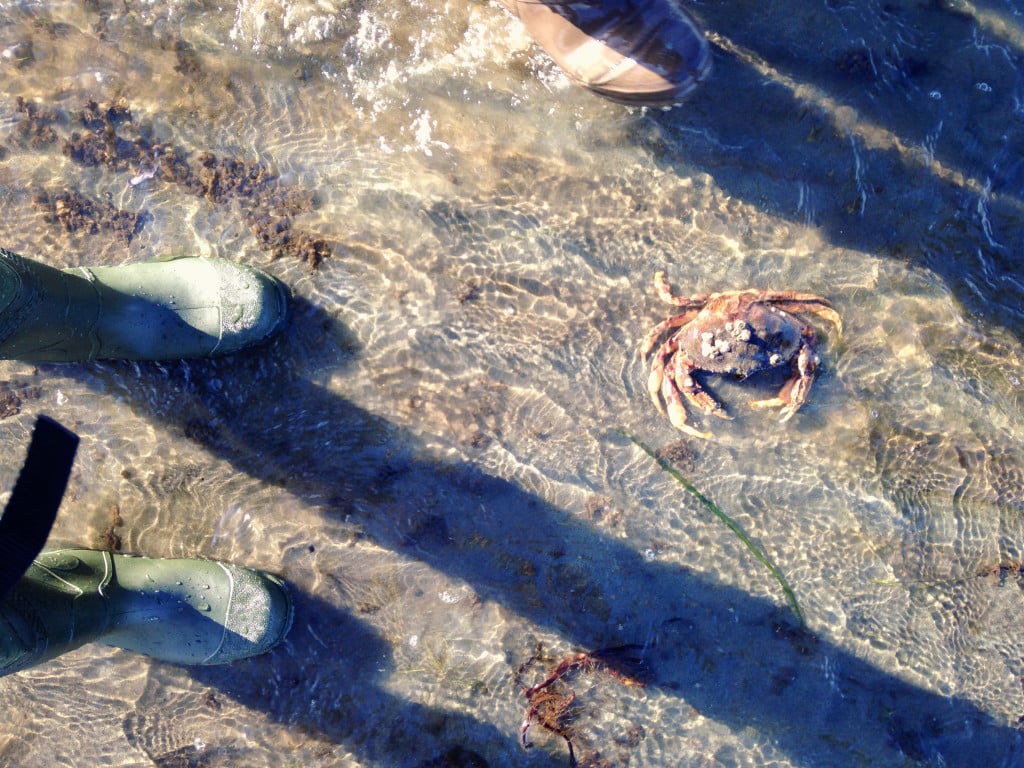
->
[0,550,293,676]
[0,248,105,361]
[0,551,113,675]
[0,248,289,361]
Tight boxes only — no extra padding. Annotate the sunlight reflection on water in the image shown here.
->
[1,0,1024,765]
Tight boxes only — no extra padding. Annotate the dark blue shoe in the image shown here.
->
[497,0,711,106]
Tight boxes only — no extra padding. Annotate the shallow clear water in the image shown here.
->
[2,0,1024,765]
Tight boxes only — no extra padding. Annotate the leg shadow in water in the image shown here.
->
[188,590,564,768]
[64,296,1023,765]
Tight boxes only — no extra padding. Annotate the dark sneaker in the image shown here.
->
[0,248,289,362]
[0,549,294,674]
[496,0,712,106]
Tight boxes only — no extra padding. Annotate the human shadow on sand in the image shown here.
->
[639,0,1024,343]
[65,295,1022,767]
[187,589,562,768]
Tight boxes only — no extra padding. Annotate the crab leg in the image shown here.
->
[750,330,819,421]
[654,270,711,307]
[640,308,701,358]
[673,355,731,421]
[647,337,677,415]
[660,372,710,439]
[765,295,843,336]
[658,355,730,439]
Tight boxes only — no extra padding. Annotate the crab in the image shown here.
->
[641,271,842,439]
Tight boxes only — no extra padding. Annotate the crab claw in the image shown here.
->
[669,410,713,440]
[662,369,714,439]
[676,364,731,421]
[666,398,712,439]
[751,340,818,421]
[647,357,669,416]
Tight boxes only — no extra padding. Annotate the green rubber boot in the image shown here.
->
[0,549,293,675]
[0,248,288,361]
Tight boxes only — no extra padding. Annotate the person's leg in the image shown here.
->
[495,0,711,106]
[0,248,288,361]
[0,549,293,676]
